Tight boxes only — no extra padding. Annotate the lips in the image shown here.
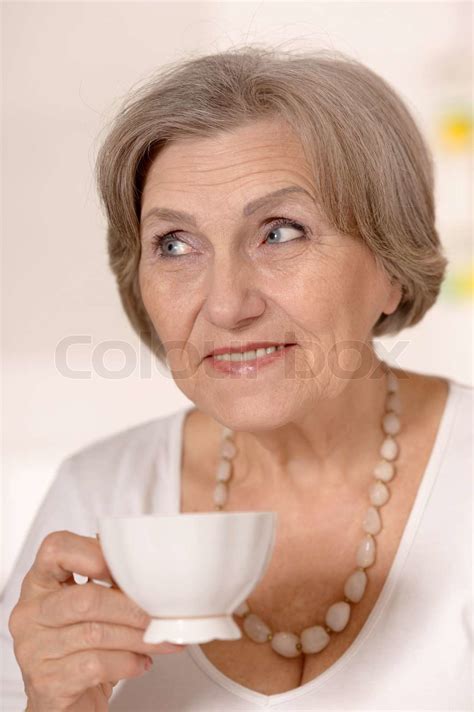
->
[206,342,295,358]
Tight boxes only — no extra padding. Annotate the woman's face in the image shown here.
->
[138,117,401,428]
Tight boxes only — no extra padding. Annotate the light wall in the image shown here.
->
[2,1,472,592]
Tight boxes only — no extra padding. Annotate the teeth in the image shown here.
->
[242,350,257,361]
[214,345,286,361]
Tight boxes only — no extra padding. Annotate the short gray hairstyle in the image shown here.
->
[95,44,448,365]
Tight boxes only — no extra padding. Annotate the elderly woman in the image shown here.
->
[2,46,472,711]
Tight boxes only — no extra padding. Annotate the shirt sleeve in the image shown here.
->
[0,456,98,711]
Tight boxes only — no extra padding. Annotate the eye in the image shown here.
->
[151,231,191,258]
[264,219,307,246]
[150,217,307,259]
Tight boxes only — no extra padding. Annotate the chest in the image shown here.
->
[180,461,423,695]
[177,380,446,695]
[192,554,400,695]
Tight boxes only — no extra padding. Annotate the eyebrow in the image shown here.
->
[140,186,315,227]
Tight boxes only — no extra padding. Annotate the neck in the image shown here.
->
[228,357,392,497]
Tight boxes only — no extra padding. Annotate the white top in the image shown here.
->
[1,378,473,711]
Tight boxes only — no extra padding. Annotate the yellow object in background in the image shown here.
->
[437,106,473,152]
[441,262,474,301]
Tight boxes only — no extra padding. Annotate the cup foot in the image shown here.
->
[143,615,242,645]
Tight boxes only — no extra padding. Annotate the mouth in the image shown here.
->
[205,342,296,360]
[205,343,296,373]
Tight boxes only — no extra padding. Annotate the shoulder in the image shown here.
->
[391,366,472,417]
[67,408,184,466]
[444,378,473,455]
[390,367,472,462]
[59,407,190,504]
[412,372,473,470]
[448,378,473,411]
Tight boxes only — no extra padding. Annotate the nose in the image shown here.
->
[201,251,266,331]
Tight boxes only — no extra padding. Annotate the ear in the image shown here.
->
[382,277,404,316]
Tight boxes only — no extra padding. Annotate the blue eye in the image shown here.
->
[150,218,307,259]
[151,232,188,258]
[265,220,306,245]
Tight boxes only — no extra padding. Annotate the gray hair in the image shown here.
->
[95,44,448,364]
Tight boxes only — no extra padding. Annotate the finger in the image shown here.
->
[58,537,117,590]
[33,620,186,661]
[33,581,150,630]
[21,531,115,600]
[95,533,119,588]
[100,681,114,700]
[35,650,150,701]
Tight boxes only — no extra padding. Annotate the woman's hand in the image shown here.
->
[8,530,186,712]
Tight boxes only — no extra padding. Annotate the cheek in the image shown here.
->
[313,249,380,325]
[138,267,201,372]
[280,255,378,365]
[138,269,180,343]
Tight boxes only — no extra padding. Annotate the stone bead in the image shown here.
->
[373,459,395,482]
[382,412,401,436]
[386,392,402,414]
[300,625,330,653]
[243,613,272,643]
[221,439,237,459]
[271,632,302,658]
[325,601,351,632]
[362,505,382,535]
[234,600,250,617]
[369,480,390,506]
[216,459,232,482]
[213,482,228,507]
[356,534,376,567]
[222,426,233,439]
[344,569,368,603]
[386,371,399,392]
[380,436,399,461]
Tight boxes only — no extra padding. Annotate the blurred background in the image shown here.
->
[2,0,473,592]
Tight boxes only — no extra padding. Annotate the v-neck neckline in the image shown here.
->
[168,378,458,708]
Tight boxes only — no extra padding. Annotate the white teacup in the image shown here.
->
[97,511,277,645]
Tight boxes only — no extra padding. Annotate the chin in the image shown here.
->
[209,397,304,433]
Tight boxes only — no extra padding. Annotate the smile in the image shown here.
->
[206,344,296,374]
[214,344,286,361]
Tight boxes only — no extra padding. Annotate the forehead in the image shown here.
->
[141,117,314,203]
